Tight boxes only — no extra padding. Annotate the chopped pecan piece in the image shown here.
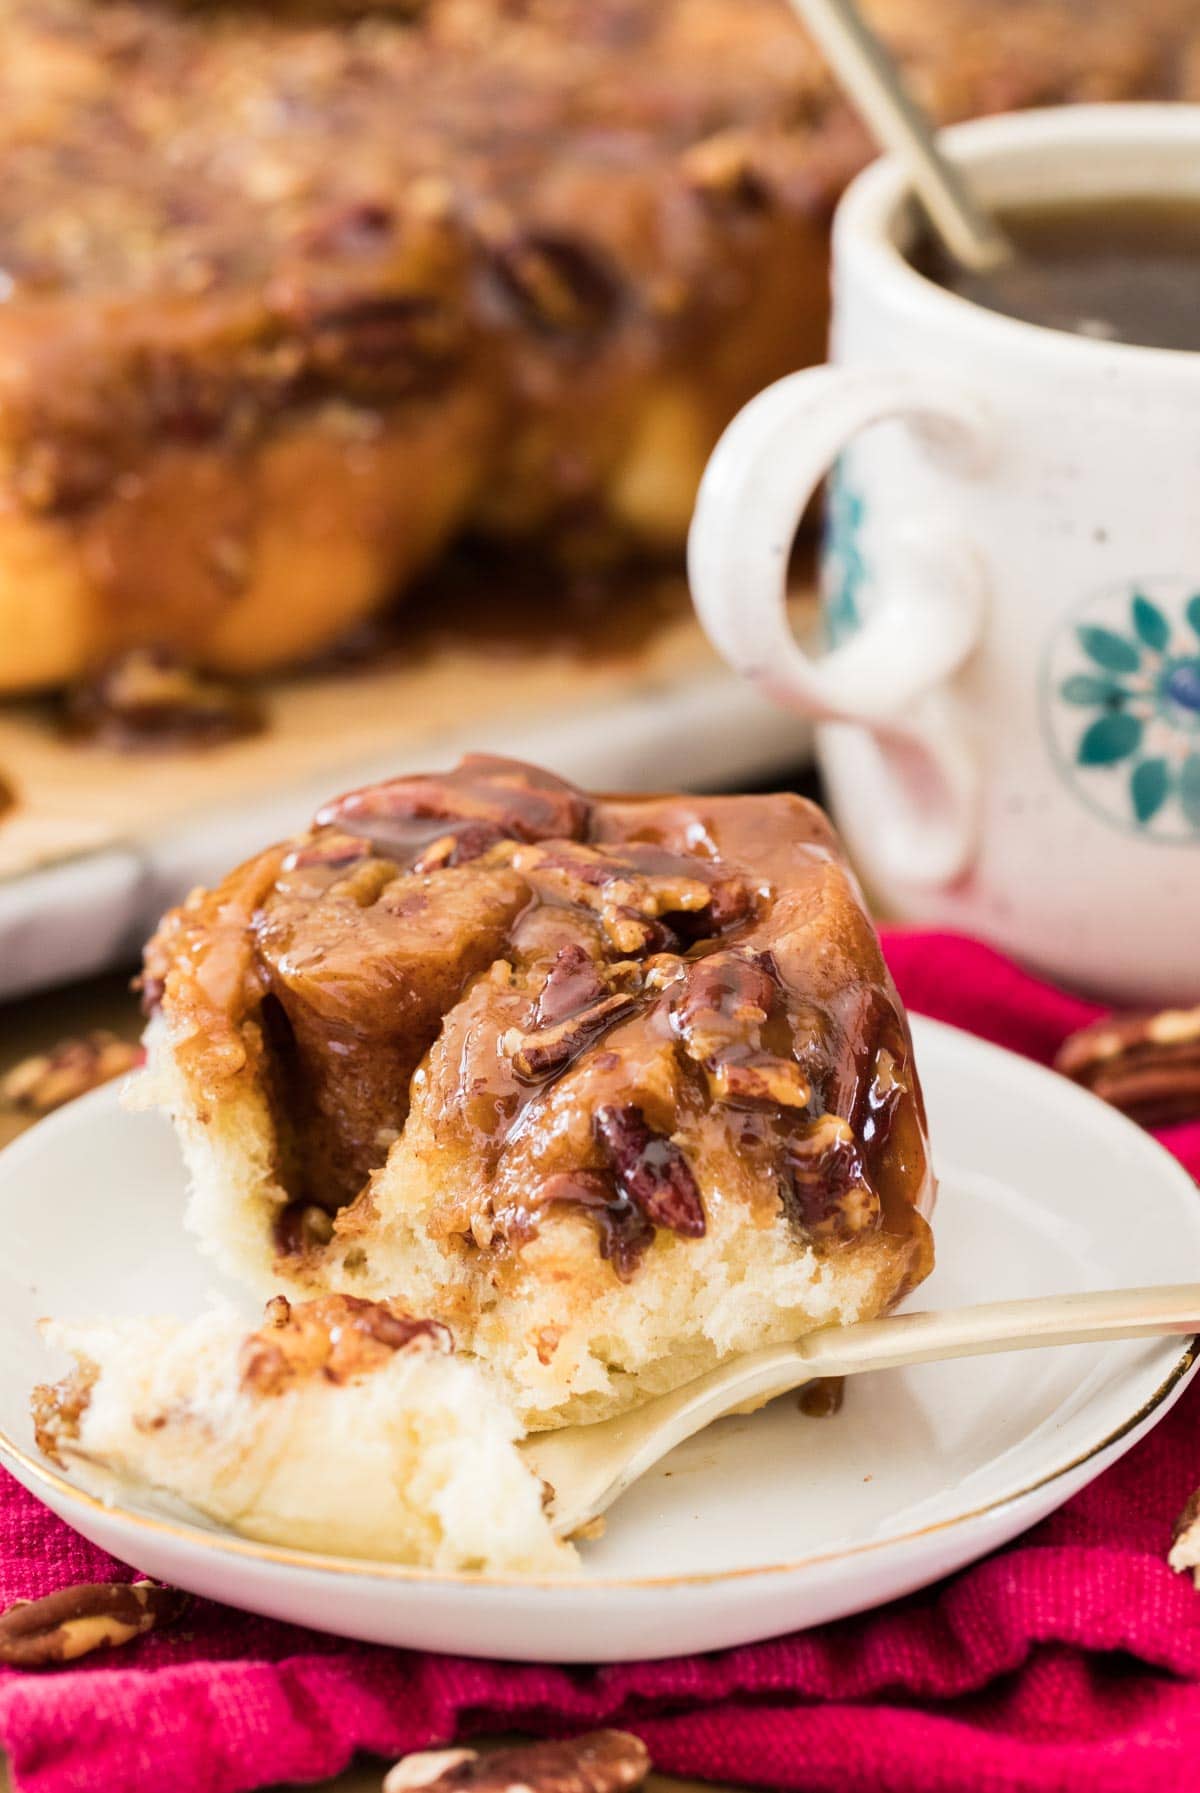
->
[412,822,507,873]
[658,873,756,946]
[316,754,590,859]
[512,842,712,955]
[296,198,397,259]
[0,1582,189,1670]
[63,648,263,751]
[673,952,776,1061]
[640,952,688,994]
[603,908,674,956]
[683,132,772,212]
[385,1732,651,1793]
[673,953,809,1108]
[1055,1006,1200,1128]
[281,831,374,872]
[516,843,712,915]
[509,992,638,1081]
[535,943,608,1027]
[783,1115,876,1238]
[275,1200,336,1254]
[701,875,757,935]
[490,234,623,338]
[594,1103,705,1238]
[708,1056,811,1108]
[31,1360,98,1467]
[2,1031,142,1117]
[239,1294,450,1395]
[515,1171,656,1281]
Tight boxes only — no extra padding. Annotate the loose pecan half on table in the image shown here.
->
[0,1031,142,1118]
[385,1732,652,1793]
[0,1581,188,1669]
[1055,1006,1200,1129]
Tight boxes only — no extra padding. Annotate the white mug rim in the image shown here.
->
[834,103,1200,380]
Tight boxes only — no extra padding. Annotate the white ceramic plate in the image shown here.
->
[1,1016,1197,1662]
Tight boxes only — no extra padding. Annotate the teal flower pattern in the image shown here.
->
[821,462,868,648]
[1044,580,1200,841]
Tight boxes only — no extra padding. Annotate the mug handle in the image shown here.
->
[688,365,994,887]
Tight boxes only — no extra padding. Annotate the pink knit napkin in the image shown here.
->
[2,930,1199,1793]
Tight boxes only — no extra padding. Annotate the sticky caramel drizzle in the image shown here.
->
[146,754,932,1279]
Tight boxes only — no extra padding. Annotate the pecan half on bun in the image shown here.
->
[141,754,934,1429]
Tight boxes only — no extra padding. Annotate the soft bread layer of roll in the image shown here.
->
[142,1010,931,1433]
[35,1303,571,1572]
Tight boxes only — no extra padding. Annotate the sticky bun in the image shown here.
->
[140,755,934,1428]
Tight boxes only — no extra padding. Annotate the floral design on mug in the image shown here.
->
[821,463,868,648]
[1044,580,1200,841]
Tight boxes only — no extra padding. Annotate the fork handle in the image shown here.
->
[800,1283,1200,1378]
[526,1283,1200,1538]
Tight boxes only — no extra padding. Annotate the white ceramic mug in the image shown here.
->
[689,105,1200,1005]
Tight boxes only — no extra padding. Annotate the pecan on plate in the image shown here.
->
[1054,1006,1200,1128]
[0,1581,188,1669]
[1,1031,142,1117]
[385,1732,651,1793]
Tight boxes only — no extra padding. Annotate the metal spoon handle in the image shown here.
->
[788,0,1012,272]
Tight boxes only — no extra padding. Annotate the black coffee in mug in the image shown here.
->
[909,197,1200,351]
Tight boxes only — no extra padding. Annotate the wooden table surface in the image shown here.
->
[0,971,739,1793]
